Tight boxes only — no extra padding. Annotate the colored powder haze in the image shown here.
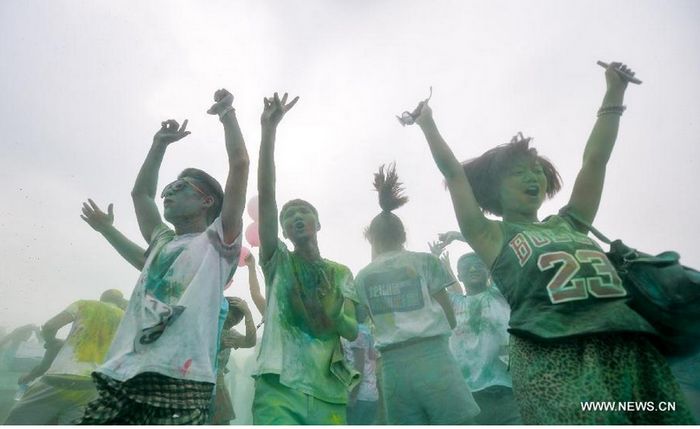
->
[1,0,699,330]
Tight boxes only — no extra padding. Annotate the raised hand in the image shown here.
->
[437,230,463,247]
[81,199,114,233]
[228,296,251,313]
[153,119,190,145]
[604,61,634,92]
[261,92,299,128]
[428,240,446,257]
[207,88,234,116]
[440,251,453,272]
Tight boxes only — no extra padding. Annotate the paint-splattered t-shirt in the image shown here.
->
[45,300,124,378]
[351,250,454,350]
[448,287,513,391]
[255,240,355,404]
[98,217,241,384]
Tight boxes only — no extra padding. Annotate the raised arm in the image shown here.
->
[244,253,266,315]
[131,120,190,243]
[414,103,503,267]
[567,62,633,224]
[207,89,249,244]
[258,92,299,263]
[428,241,461,294]
[81,199,146,270]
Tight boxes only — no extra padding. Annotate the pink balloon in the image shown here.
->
[238,246,250,267]
[245,222,260,247]
[247,195,259,221]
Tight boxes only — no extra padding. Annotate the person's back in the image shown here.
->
[352,164,479,425]
[45,300,123,379]
[355,250,453,349]
[4,294,126,425]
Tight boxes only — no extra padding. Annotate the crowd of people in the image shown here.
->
[1,61,698,425]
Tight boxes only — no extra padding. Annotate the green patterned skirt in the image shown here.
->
[510,333,695,424]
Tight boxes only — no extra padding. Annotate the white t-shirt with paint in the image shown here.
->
[98,218,240,384]
[351,250,454,349]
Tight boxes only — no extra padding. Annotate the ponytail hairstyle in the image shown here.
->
[364,163,409,248]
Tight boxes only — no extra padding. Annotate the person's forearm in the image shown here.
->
[40,326,58,342]
[220,111,250,242]
[419,119,464,179]
[248,268,267,315]
[100,226,146,270]
[131,140,167,199]
[258,126,279,260]
[334,312,358,341]
[242,311,257,347]
[583,88,625,166]
[258,127,277,205]
[223,111,248,165]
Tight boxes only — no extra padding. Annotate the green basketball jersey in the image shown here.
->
[491,214,656,340]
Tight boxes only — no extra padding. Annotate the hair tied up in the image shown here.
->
[373,163,408,213]
[510,132,528,144]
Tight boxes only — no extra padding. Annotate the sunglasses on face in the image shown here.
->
[161,177,209,199]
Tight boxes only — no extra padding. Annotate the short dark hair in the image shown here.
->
[457,252,486,273]
[462,133,562,216]
[279,199,319,225]
[178,168,224,225]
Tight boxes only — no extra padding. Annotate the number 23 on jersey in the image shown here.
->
[538,250,626,304]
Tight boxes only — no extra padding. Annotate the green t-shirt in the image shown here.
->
[255,240,356,404]
[491,214,656,340]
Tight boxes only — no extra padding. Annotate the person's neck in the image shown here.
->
[372,243,403,261]
[465,284,488,296]
[173,216,208,236]
[293,237,321,261]
[503,209,538,224]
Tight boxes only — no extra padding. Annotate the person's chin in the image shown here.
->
[291,230,313,243]
[163,209,175,223]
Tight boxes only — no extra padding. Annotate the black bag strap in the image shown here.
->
[560,209,613,245]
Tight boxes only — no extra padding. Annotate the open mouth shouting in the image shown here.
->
[525,184,540,197]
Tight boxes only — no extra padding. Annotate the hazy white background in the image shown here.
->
[1,0,699,329]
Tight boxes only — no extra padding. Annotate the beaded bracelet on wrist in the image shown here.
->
[597,105,626,118]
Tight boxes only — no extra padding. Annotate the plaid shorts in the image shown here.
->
[78,372,214,425]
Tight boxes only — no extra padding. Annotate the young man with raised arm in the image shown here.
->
[252,93,359,425]
[79,88,248,425]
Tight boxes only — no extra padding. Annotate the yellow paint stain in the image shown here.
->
[71,301,124,363]
[329,413,344,425]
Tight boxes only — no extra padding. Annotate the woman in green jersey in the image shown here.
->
[411,62,694,424]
